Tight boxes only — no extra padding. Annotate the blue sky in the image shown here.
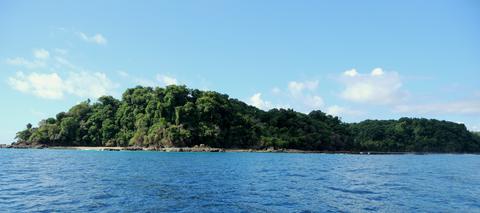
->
[1,0,479,143]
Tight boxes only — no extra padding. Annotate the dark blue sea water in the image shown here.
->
[0,149,479,212]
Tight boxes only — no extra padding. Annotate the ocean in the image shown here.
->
[1,149,479,212]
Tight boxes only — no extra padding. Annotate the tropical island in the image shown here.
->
[11,85,480,153]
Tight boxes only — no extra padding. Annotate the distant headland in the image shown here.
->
[10,85,480,153]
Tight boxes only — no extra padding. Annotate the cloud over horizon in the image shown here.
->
[5,48,116,100]
[339,68,406,105]
[248,93,272,110]
[326,105,363,117]
[4,47,479,131]
[8,71,116,100]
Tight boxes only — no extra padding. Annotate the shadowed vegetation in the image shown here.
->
[14,85,480,152]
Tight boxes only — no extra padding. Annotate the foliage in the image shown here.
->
[14,85,480,152]
[348,118,480,152]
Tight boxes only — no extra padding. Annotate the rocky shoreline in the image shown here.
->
[3,144,227,152]
[1,144,462,154]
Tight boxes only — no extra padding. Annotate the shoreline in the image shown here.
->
[2,145,479,154]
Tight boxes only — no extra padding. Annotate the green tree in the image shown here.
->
[13,85,480,153]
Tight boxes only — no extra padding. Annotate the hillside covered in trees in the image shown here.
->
[14,85,480,152]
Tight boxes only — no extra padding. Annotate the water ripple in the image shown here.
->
[0,149,479,212]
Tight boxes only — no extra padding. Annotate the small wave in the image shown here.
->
[324,186,376,195]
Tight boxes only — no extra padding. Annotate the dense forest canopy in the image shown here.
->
[14,85,480,152]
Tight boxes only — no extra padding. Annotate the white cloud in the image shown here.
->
[78,32,107,45]
[64,72,116,98]
[326,105,363,117]
[288,80,318,95]
[304,95,324,108]
[8,71,116,100]
[248,80,324,112]
[6,47,118,100]
[371,67,384,76]
[248,93,272,110]
[394,100,480,115]
[8,72,31,93]
[326,105,343,116]
[343,69,358,77]
[8,72,64,99]
[156,74,178,86]
[286,80,324,110]
[340,68,405,104]
[33,49,50,60]
[246,79,325,112]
